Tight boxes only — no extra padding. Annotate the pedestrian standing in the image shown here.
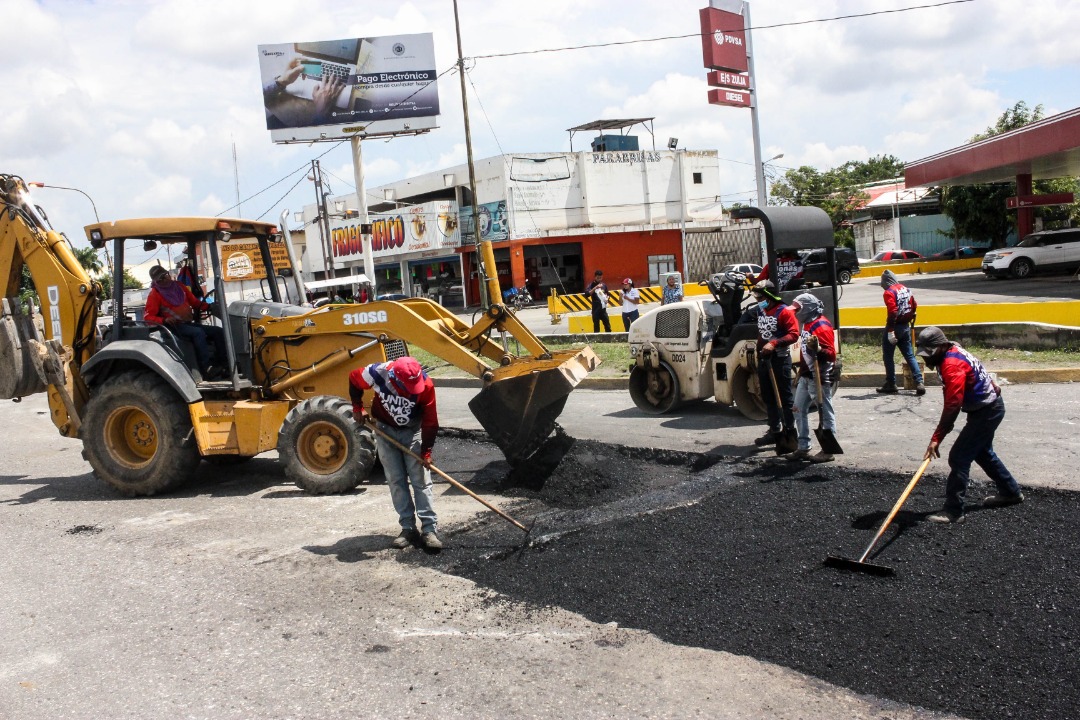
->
[787,293,837,463]
[620,278,640,329]
[661,275,684,305]
[917,328,1024,524]
[349,356,443,550]
[751,280,798,451]
[878,269,925,395]
[586,269,611,333]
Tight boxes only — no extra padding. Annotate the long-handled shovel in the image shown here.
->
[366,420,530,534]
[766,363,798,455]
[813,358,843,455]
[823,457,932,576]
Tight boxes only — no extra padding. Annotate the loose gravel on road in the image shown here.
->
[417,433,1080,720]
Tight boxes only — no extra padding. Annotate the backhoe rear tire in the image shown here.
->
[82,370,201,496]
[278,396,376,495]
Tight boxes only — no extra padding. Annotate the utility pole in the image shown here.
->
[310,159,335,281]
[453,0,491,308]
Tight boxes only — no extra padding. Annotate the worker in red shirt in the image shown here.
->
[788,293,837,463]
[752,280,799,450]
[752,251,805,291]
[918,327,1024,524]
[349,356,443,549]
[145,264,228,380]
[878,269,924,394]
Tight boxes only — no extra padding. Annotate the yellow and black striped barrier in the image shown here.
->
[547,283,709,318]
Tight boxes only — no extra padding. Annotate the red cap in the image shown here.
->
[391,357,426,394]
[622,278,632,285]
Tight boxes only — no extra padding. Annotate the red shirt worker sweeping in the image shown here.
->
[144,264,228,380]
[752,280,799,450]
[349,357,443,549]
[918,327,1024,524]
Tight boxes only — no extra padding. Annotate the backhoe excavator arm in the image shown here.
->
[0,174,99,435]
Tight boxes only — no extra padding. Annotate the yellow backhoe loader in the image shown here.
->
[0,173,598,496]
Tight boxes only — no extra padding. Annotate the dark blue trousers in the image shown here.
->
[757,352,795,433]
[944,395,1021,515]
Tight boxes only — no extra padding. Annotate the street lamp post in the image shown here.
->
[28,181,112,273]
[761,153,784,206]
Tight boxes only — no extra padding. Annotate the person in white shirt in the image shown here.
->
[620,278,641,329]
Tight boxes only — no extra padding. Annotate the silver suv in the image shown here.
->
[982,228,1080,279]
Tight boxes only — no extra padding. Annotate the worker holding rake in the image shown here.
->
[350,357,443,550]
[788,293,837,463]
[917,327,1024,524]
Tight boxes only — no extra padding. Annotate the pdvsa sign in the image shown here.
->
[700,7,748,73]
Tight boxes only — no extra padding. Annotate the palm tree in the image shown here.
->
[72,246,105,276]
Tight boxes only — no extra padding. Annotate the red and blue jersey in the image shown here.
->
[931,345,1000,443]
[757,303,799,352]
[883,283,917,330]
[798,316,836,377]
[349,362,439,454]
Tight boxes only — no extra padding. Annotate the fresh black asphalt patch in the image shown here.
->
[419,432,1080,720]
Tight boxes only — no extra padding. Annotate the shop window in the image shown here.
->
[692,172,703,184]
[648,254,677,285]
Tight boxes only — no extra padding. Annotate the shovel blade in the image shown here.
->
[774,428,798,456]
[823,554,895,577]
[815,427,844,455]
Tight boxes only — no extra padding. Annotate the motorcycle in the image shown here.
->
[502,285,533,311]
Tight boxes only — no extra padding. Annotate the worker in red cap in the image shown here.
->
[349,356,442,550]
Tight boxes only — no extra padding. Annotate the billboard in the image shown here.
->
[322,200,461,269]
[219,241,293,281]
[257,33,440,143]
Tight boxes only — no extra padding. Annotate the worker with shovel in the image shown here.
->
[349,357,444,550]
[788,293,838,463]
[752,280,798,453]
[918,327,1024,524]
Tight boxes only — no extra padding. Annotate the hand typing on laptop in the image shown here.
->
[264,58,350,122]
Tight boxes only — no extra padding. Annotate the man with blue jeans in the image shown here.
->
[787,293,837,463]
[349,357,443,549]
[878,269,925,395]
[918,327,1024,524]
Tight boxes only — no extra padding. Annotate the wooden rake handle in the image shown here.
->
[365,420,529,533]
[857,457,932,563]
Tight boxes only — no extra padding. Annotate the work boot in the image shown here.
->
[983,492,1025,508]
[915,383,926,396]
[392,529,419,549]
[876,382,898,394]
[421,531,444,550]
[927,510,965,524]
[753,431,778,447]
[809,451,835,463]
[786,449,812,462]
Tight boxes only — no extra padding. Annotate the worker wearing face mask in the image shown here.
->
[917,327,1024,524]
[751,280,798,451]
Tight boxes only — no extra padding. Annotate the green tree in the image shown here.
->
[940,101,1080,248]
[98,269,143,301]
[72,246,105,276]
[770,154,906,247]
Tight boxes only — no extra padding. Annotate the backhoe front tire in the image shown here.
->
[277,396,376,495]
[82,371,201,496]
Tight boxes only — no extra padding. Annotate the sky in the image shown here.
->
[5,0,1079,266]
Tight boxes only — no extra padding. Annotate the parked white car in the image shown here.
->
[982,228,1080,279]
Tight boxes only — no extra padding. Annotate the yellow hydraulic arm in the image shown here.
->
[0,174,99,435]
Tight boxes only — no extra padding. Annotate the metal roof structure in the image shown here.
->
[905,107,1080,187]
[567,118,656,151]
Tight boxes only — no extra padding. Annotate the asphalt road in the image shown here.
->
[2,379,1077,719]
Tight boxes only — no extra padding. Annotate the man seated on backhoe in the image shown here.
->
[145,264,228,380]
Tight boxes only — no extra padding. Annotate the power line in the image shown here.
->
[470,0,975,60]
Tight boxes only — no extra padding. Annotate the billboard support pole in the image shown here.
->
[454,0,492,309]
[351,136,376,298]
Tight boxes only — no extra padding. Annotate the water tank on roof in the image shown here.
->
[591,134,639,152]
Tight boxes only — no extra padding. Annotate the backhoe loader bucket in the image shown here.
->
[469,347,599,464]
[0,297,47,400]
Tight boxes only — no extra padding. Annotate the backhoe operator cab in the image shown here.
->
[628,206,840,419]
